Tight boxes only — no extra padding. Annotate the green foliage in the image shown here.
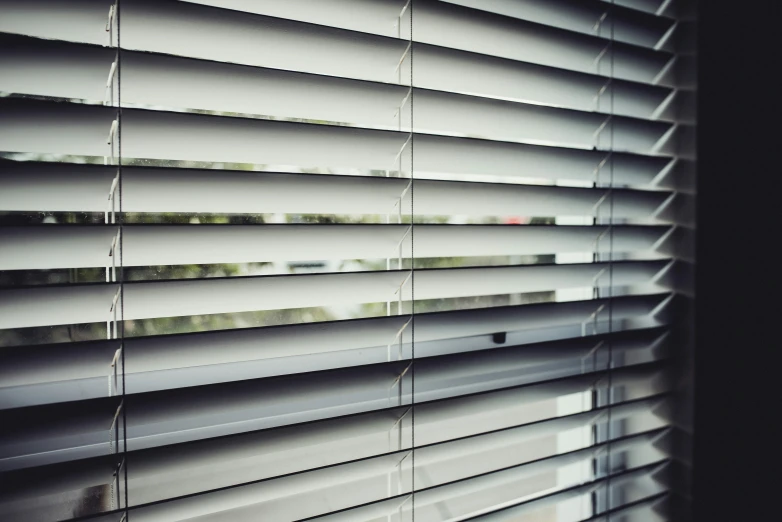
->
[0,153,563,347]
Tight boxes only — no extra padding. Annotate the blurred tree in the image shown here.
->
[1,141,564,346]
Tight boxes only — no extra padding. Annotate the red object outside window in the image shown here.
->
[504,216,530,225]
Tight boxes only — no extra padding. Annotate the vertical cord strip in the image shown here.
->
[605,1,616,519]
[116,1,129,518]
[409,2,415,521]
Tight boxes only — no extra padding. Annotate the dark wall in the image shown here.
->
[695,1,781,520]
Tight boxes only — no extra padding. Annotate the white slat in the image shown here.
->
[0,39,676,149]
[0,259,670,329]
[0,162,673,217]
[443,0,674,49]
[0,224,672,270]
[0,99,672,185]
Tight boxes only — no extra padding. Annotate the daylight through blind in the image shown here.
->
[0,1,695,521]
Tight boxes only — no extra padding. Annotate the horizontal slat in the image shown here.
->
[0,358,671,472]
[0,98,672,184]
[0,296,674,410]
[411,261,667,301]
[420,0,675,83]
[0,0,410,83]
[182,0,405,39]
[411,44,676,115]
[471,464,669,521]
[0,161,674,217]
[0,33,678,144]
[154,398,666,504]
[181,0,677,51]
[442,0,675,49]
[1,394,667,508]
[410,225,669,259]
[0,409,407,512]
[0,0,113,47]
[310,460,667,521]
[414,424,670,491]
[394,434,668,522]
[0,259,670,329]
[0,395,668,518]
[0,271,409,329]
[0,324,670,407]
[0,43,676,128]
[0,225,411,270]
[291,432,666,522]
[413,362,672,445]
[0,160,409,215]
[184,0,677,52]
[410,90,672,151]
[0,316,413,390]
[85,430,666,522]
[161,0,673,84]
[0,289,671,347]
[129,451,401,520]
[0,361,408,472]
[0,0,673,86]
[0,224,672,270]
[469,484,598,521]
[0,98,408,171]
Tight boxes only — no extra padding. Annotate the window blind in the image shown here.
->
[0,0,695,521]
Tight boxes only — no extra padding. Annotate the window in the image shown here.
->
[0,1,695,520]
